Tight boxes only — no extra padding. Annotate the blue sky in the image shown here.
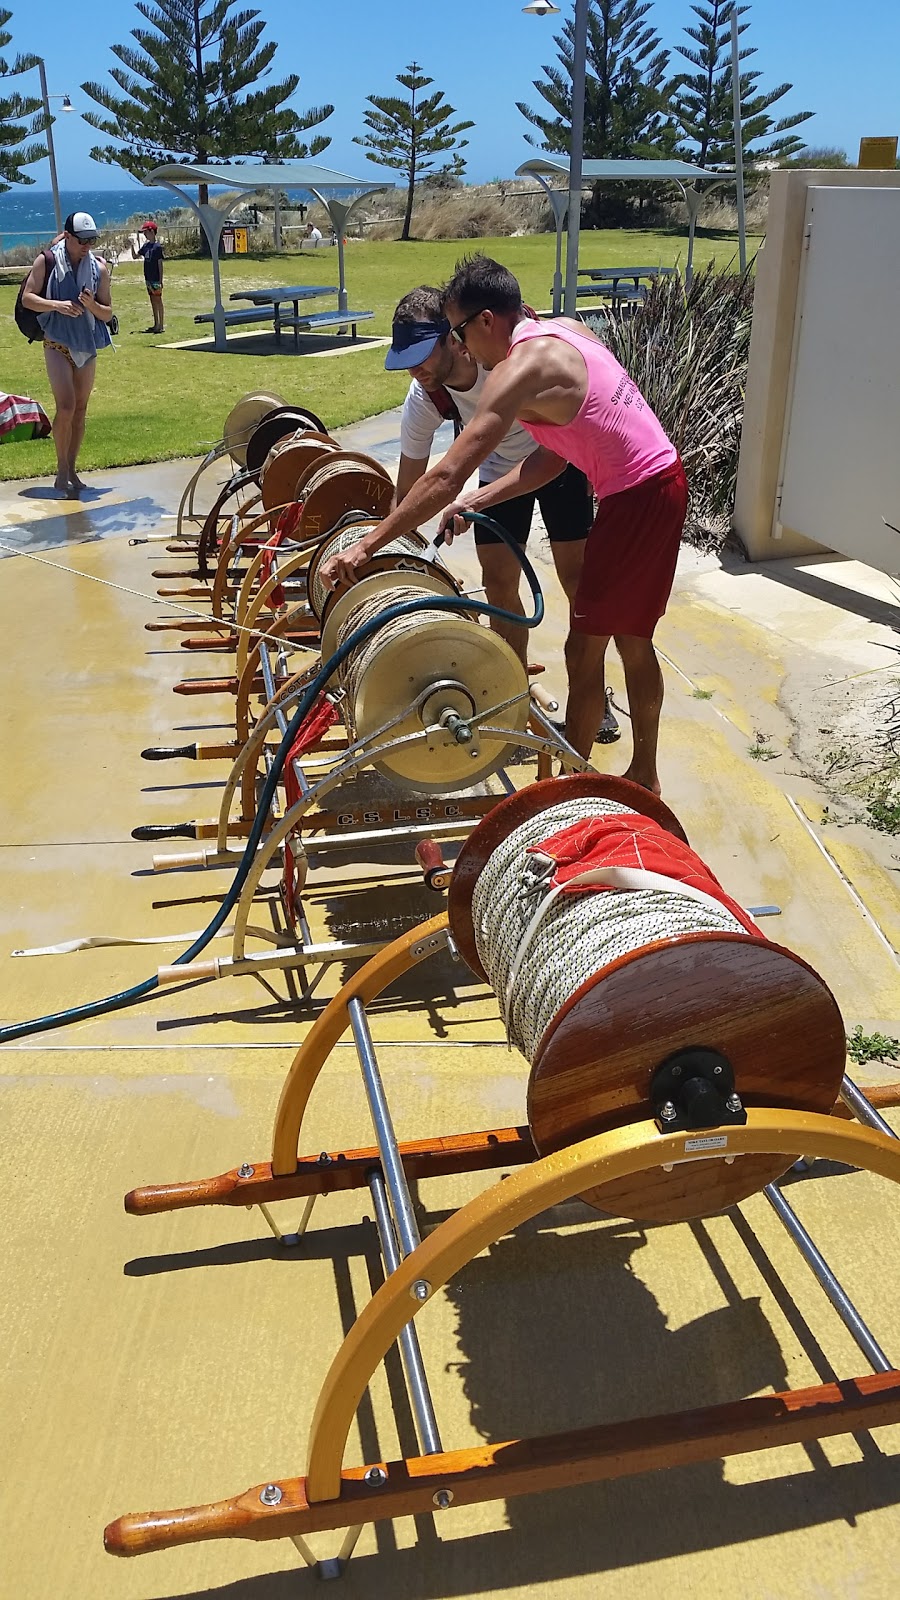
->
[9,0,900,189]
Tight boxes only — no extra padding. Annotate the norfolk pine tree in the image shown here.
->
[517,0,675,158]
[81,1,333,204]
[354,62,473,241]
[672,1,812,166]
[0,7,46,192]
[517,0,677,223]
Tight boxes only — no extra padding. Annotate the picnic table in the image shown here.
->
[575,265,676,309]
[194,284,374,349]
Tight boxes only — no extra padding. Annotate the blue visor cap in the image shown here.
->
[384,317,450,371]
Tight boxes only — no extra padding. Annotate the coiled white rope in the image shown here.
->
[307,527,423,619]
[472,796,749,1061]
[335,584,472,731]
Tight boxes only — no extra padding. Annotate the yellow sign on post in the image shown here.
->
[858,137,898,169]
[234,227,249,255]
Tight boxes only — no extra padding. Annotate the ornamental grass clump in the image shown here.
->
[602,262,754,551]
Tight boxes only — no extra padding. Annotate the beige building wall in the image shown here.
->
[733,167,900,561]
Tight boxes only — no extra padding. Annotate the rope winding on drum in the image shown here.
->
[449,774,848,1223]
[295,454,394,539]
[307,525,531,792]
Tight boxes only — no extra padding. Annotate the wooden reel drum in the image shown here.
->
[293,454,394,540]
[244,406,328,476]
[258,432,339,512]
[305,526,531,792]
[221,392,286,467]
[449,774,847,1223]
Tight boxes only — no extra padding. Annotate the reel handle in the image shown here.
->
[416,838,452,892]
[141,745,197,761]
[157,959,220,986]
[530,681,560,715]
[132,823,197,841]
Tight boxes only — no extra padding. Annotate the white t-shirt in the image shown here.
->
[399,365,537,484]
[308,227,322,243]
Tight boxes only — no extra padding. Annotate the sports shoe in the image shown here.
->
[550,688,621,745]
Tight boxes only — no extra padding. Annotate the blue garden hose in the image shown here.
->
[0,513,543,1042]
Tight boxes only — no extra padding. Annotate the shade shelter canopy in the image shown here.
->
[516,156,733,310]
[149,162,388,350]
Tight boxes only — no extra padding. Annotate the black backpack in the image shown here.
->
[14,249,54,342]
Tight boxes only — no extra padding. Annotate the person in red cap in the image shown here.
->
[131,220,165,333]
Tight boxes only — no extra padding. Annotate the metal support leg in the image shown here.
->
[257,1193,317,1247]
[348,996,443,1456]
[763,1183,891,1372]
[348,998,425,1261]
[316,1523,364,1580]
[841,1075,899,1139]
[368,1170,443,1454]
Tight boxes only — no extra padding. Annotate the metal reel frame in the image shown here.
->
[154,712,590,986]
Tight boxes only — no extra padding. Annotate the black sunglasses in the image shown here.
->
[449,308,489,346]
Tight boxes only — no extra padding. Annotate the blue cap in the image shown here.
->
[384,317,450,371]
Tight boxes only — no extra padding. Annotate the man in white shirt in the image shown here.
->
[387,284,594,670]
[305,223,323,247]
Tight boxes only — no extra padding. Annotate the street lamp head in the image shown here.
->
[522,0,561,13]
[61,95,73,112]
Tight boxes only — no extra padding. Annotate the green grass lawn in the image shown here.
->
[0,228,757,481]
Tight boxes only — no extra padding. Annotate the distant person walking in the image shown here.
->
[131,220,165,333]
[21,211,113,495]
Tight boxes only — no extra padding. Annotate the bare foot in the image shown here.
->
[68,471,87,492]
[53,472,72,495]
[622,764,662,797]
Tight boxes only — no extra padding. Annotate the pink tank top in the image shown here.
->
[509,318,676,501]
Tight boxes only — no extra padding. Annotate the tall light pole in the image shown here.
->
[523,0,586,316]
[729,11,747,272]
[35,61,73,236]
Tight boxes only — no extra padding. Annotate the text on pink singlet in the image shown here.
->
[508,318,676,501]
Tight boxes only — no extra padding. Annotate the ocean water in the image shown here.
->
[0,188,179,247]
[0,183,382,247]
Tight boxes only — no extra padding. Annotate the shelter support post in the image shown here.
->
[310,188,388,316]
[151,180,230,350]
[529,174,567,315]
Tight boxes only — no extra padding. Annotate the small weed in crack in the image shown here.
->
[847,1024,900,1067]
[748,731,778,762]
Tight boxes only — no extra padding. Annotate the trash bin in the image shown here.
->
[220,225,236,256]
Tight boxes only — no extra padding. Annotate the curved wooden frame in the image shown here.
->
[174,443,238,542]
[210,499,298,619]
[106,911,900,1564]
[233,541,323,675]
[304,1108,900,1502]
[196,476,262,581]
[272,913,450,1172]
[105,1100,900,1558]
[235,658,324,821]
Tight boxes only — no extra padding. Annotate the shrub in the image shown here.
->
[602,261,754,550]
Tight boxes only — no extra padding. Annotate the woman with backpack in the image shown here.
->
[19,211,114,495]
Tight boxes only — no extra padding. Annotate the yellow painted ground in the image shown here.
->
[2,433,900,1599]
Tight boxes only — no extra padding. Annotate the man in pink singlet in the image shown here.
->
[318,255,688,795]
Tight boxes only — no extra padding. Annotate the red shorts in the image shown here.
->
[571,457,688,638]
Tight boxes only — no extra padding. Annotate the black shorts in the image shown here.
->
[474,463,592,547]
